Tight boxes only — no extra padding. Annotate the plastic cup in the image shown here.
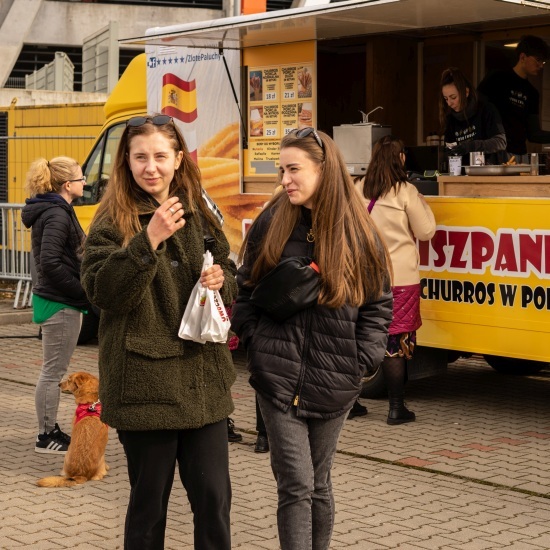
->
[449,156,462,176]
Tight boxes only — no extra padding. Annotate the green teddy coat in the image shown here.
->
[81,205,237,431]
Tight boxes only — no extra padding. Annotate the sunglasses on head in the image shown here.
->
[126,115,174,127]
[292,127,324,149]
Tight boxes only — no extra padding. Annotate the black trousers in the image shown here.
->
[118,420,231,550]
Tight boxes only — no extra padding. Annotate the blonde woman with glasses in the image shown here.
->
[22,156,89,455]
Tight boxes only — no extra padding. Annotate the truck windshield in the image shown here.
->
[76,122,126,206]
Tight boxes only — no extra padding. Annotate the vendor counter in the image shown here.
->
[417,194,550,363]
[437,175,550,197]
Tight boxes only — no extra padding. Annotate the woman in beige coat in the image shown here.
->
[358,134,436,424]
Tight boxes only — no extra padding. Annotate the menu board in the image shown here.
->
[247,62,315,176]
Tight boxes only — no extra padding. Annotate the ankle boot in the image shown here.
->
[387,397,415,425]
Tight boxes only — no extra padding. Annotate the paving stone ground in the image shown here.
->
[1,308,550,549]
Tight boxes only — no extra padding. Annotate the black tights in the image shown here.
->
[381,356,407,399]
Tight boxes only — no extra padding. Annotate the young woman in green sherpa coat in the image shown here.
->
[81,115,237,550]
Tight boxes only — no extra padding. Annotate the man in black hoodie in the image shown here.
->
[478,35,550,162]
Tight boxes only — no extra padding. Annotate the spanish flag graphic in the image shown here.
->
[161,73,198,160]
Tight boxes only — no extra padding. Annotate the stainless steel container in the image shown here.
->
[469,152,485,166]
[333,123,392,176]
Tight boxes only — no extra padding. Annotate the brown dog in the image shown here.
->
[37,372,109,488]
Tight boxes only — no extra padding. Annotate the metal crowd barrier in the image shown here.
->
[0,203,32,309]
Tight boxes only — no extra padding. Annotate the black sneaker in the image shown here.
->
[35,423,71,454]
[227,418,242,442]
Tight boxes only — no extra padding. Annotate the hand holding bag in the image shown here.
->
[178,251,231,343]
[250,256,320,323]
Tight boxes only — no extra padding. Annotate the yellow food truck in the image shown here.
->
[75,0,550,389]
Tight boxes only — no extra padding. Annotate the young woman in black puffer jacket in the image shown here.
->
[231,128,393,550]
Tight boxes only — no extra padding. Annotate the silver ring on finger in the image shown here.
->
[169,207,176,215]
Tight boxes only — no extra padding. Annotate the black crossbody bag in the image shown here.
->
[250,257,320,323]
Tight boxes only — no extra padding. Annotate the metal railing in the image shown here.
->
[0,204,32,308]
[4,77,25,89]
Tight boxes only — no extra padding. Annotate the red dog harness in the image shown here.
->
[74,401,102,425]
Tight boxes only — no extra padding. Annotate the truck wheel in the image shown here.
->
[360,366,387,399]
[483,355,547,376]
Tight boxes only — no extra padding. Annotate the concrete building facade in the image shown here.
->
[0,0,229,89]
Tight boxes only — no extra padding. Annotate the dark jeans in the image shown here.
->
[118,420,231,550]
[257,393,347,550]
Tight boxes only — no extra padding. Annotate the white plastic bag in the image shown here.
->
[178,251,231,344]
[178,282,206,343]
[200,282,231,343]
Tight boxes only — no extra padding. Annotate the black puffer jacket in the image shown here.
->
[21,193,89,308]
[231,206,393,419]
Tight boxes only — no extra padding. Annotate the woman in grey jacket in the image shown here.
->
[231,128,393,550]
[81,115,237,550]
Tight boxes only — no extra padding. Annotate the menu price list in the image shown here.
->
[247,62,315,174]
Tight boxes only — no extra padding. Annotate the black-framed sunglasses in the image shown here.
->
[292,127,324,149]
[126,115,174,127]
[68,175,86,183]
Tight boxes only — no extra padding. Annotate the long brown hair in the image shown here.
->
[362,134,408,200]
[91,117,219,246]
[439,67,476,131]
[240,129,390,308]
